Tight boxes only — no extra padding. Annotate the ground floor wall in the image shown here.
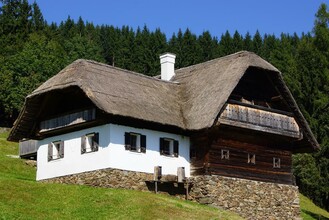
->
[37,123,190,180]
[41,167,300,219]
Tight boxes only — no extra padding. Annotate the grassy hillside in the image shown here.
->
[0,131,241,220]
[300,194,329,220]
[1,131,328,220]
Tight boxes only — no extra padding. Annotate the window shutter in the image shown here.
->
[92,132,99,152]
[81,136,86,154]
[140,135,146,153]
[125,132,131,150]
[59,141,64,158]
[173,140,179,157]
[160,138,164,155]
[48,143,52,161]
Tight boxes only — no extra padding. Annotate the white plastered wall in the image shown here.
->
[36,123,190,180]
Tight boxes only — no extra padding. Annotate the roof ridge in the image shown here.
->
[176,51,254,73]
[75,59,180,85]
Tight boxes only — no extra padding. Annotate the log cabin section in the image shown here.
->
[190,68,303,185]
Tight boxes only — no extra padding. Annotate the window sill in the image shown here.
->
[48,158,63,162]
[127,150,145,155]
[81,150,98,155]
[160,154,178,158]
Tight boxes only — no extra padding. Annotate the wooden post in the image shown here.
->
[155,181,158,194]
[154,166,162,194]
[185,178,189,200]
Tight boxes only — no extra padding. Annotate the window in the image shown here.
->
[48,140,64,161]
[160,138,179,157]
[81,132,99,154]
[273,157,281,168]
[125,132,146,153]
[221,149,229,160]
[248,154,256,164]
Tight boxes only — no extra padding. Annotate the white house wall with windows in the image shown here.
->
[37,123,190,180]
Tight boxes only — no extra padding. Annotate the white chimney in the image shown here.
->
[160,53,176,81]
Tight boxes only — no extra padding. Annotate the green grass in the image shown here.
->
[0,131,242,220]
[300,194,329,220]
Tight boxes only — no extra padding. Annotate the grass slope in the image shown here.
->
[300,194,329,220]
[0,131,242,220]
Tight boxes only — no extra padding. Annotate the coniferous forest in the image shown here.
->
[0,0,328,211]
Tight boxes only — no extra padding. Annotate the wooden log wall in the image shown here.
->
[190,135,210,176]
[208,138,293,184]
[190,131,294,185]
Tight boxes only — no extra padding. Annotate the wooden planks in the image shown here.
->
[40,108,96,132]
[190,130,294,185]
[219,103,301,138]
[208,138,293,184]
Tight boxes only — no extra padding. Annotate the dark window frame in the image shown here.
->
[48,140,64,161]
[124,132,146,153]
[248,153,256,165]
[81,132,99,154]
[273,157,281,168]
[160,138,179,157]
[221,149,229,160]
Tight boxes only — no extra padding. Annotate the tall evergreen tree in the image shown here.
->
[243,32,253,51]
[252,30,263,55]
[232,30,243,52]
[198,31,218,61]
[219,30,233,55]
[31,1,44,31]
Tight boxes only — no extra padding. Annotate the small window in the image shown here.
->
[125,132,146,153]
[160,138,179,157]
[248,154,256,164]
[48,140,64,161]
[221,149,229,160]
[81,133,99,154]
[273,157,281,168]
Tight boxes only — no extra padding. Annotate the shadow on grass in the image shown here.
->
[302,209,329,220]
[145,181,192,196]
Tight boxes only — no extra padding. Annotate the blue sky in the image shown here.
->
[31,0,329,38]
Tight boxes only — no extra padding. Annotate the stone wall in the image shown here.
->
[41,168,154,191]
[41,168,300,219]
[188,175,301,220]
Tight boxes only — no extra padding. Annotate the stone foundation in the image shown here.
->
[189,175,301,220]
[41,168,301,219]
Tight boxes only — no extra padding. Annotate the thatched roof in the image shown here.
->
[8,51,319,151]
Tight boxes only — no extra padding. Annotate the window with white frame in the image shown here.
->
[48,140,64,161]
[248,153,256,164]
[273,157,281,168]
[124,132,146,153]
[160,138,179,157]
[221,149,229,160]
[81,132,99,154]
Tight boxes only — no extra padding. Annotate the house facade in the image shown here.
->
[9,51,319,219]
[37,123,190,180]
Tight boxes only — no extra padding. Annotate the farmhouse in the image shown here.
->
[8,51,319,219]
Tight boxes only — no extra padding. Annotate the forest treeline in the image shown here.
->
[0,0,328,211]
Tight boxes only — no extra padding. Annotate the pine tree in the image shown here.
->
[252,30,263,55]
[31,1,44,31]
[232,30,243,52]
[219,30,233,55]
[243,32,253,51]
[198,31,218,61]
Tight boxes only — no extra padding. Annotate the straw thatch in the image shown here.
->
[8,51,319,151]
